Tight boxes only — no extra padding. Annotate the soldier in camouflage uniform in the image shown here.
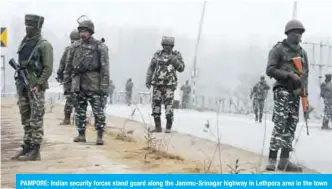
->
[250,76,270,123]
[180,80,191,109]
[320,72,332,130]
[57,29,80,125]
[12,14,53,161]
[265,20,309,172]
[146,36,185,133]
[109,80,116,104]
[125,78,133,106]
[63,19,110,145]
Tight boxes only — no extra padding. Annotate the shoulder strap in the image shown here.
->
[27,38,46,62]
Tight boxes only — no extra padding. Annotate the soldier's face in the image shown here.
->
[162,45,173,53]
[287,29,303,45]
[79,29,91,41]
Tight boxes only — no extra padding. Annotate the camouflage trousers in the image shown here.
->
[182,95,190,109]
[73,91,106,132]
[126,92,132,105]
[17,90,45,145]
[253,98,265,119]
[64,94,74,115]
[151,85,175,120]
[270,87,300,151]
[323,99,332,125]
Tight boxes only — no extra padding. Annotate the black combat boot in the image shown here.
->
[259,112,263,123]
[19,144,41,161]
[11,143,31,160]
[277,148,303,172]
[60,113,71,125]
[165,118,173,133]
[151,117,162,133]
[73,130,86,142]
[96,130,104,145]
[321,120,330,130]
[265,150,278,171]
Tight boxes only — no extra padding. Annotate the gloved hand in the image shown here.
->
[146,82,151,89]
[288,73,301,84]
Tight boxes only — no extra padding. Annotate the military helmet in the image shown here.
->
[161,36,175,46]
[25,14,44,28]
[284,20,305,34]
[69,29,80,40]
[260,76,265,80]
[78,20,95,34]
[325,68,332,76]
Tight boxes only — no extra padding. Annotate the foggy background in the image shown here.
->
[1,0,332,111]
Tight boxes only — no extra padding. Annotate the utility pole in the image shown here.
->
[191,0,206,109]
[292,1,297,19]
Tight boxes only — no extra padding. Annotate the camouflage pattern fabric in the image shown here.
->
[253,98,265,120]
[64,94,74,114]
[180,84,191,109]
[17,90,45,145]
[73,92,106,132]
[270,87,300,151]
[321,82,332,127]
[56,46,70,82]
[182,95,190,109]
[151,86,175,120]
[146,50,185,88]
[63,37,110,95]
[323,99,332,125]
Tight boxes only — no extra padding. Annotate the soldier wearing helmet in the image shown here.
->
[265,20,309,172]
[250,76,270,123]
[56,29,80,125]
[12,14,54,161]
[145,36,185,133]
[63,18,110,145]
[320,69,332,130]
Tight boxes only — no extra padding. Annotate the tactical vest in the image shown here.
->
[72,40,101,74]
[276,41,306,91]
[151,51,178,86]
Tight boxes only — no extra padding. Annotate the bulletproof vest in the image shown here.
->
[18,37,41,67]
[277,41,306,90]
[255,83,267,99]
[153,51,177,84]
[72,40,101,74]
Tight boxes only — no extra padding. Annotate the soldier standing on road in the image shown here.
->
[146,36,185,133]
[180,80,191,109]
[12,14,53,161]
[320,72,332,130]
[109,80,116,104]
[250,76,270,123]
[265,20,309,172]
[63,19,110,145]
[125,78,133,106]
[56,29,80,125]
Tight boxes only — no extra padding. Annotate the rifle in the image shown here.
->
[9,58,37,100]
[292,57,310,136]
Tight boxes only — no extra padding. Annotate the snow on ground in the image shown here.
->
[45,85,331,173]
[104,103,332,173]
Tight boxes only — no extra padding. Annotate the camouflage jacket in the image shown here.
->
[63,37,110,95]
[109,83,115,94]
[56,45,71,81]
[266,39,309,94]
[180,84,191,96]
[17,35,53,90]
[125,81,133,93]
[250,81,270,100]
[146,49,185,88]
[321,81,332,100]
